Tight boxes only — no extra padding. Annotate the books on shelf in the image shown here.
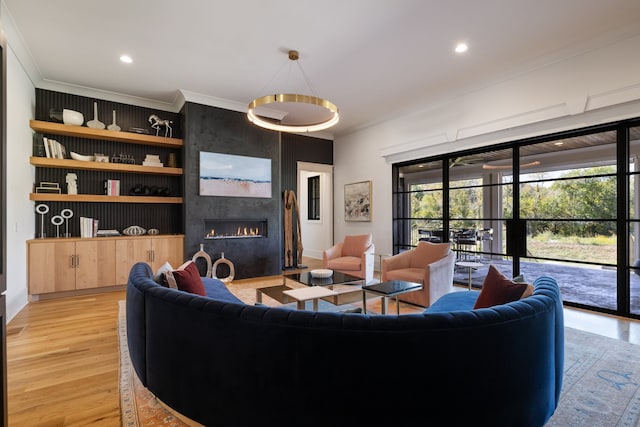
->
[142,154,163,167]
[42,136,67,159]
[104,179,121,196]
[80,217,99,238]
[96,229,121,237]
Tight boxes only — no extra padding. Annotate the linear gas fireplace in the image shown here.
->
[204,219,267,239]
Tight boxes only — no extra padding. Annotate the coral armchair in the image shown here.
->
[381,241,455,307]
[323,234,375,284]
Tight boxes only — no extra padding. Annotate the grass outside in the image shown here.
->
[527,233,617,265]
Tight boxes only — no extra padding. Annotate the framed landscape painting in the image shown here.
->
[199,151,272,198]
[344,181,372,221]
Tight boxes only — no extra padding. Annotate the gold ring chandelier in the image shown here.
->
[247,50,339,133]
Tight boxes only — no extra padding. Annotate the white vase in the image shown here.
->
[62,109,84,126]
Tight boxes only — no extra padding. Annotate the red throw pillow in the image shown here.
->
[473,264,528,309]
[170,261,206,296]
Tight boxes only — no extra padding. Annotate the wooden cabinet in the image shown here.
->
[28,238,116,294]
[115,235,184,284]
[28,110,185,297]
[28,235,183,296]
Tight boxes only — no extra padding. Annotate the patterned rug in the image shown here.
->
[118,296,640,426]
[547,327,640,426]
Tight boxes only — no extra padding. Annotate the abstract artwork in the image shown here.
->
[344,181,371,221]
[199,152,272,198]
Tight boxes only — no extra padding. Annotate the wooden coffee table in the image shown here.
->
[361,280,423,315]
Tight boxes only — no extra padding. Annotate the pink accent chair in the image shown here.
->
[323,234,375,284]
[381,241,456,307]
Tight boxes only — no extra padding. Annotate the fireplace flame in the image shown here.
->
[206,225,262,239]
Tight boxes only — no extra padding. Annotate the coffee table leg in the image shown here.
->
[362,290,367,314]
[381,297,388,315]
[395,296,400,315]
[256,289,263,304]
[468,268,472,291]
[312,298,318,311]
[297,300,305,310]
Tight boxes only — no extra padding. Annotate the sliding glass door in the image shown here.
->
[392,119,640,319]
[516,130,618,310]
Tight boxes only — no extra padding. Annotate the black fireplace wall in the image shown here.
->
[182,102,282,279]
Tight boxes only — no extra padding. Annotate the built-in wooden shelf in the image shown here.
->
[30,156,182,175]
[30,120,183,148]
[29,193,183,204]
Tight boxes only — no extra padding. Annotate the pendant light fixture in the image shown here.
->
[247,50,339,133]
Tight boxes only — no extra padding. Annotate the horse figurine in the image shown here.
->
[148,114,173,138]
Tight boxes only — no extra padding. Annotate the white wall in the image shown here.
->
[298,162,333,260]
[5,42,35,320]
[333,32,640,258]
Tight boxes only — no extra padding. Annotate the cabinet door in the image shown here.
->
[151,236,184,271]
[115,238,152,285]
[28,241,76,294]
[75,240,116,289]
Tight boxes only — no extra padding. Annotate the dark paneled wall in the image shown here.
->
[35,89,182,138]
[182,102,282,279]
[33,89,183,237]
[281,133,333,191]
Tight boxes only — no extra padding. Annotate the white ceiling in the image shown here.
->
[4,0,640,137]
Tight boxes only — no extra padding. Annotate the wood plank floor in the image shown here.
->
[6,257,640,426]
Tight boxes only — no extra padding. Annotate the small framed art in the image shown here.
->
[344,180,372,221]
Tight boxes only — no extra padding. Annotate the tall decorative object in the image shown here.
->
[87,102,105,129]
[61,208,73,237]
[107,110,121,131]
[191,243,212,278]
[51,215,63,238]
[212,252,234,283]
[283,190,303,269]
[35,204,49,238]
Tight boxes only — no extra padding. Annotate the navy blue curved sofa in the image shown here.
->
[126,261,563,427]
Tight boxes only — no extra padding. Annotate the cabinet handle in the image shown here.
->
[75,254,80,268]
[70,255,75,268]
[151,250,155,262]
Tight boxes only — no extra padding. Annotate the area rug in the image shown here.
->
[119,298,640,426]
[118,301,194,427]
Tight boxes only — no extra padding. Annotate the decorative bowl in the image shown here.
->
[63,109,84,126]
[70,151,95,161]
[122,225,146,236]
[310,269,333,279]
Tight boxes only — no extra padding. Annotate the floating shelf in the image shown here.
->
[30,157,182,176]
[30,120,183,148]
[29,193,183,204]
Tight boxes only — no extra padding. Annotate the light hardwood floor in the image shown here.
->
[6,257,640,426]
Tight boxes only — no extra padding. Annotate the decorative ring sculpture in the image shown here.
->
[212,252,235,283]
[191,244,212,278]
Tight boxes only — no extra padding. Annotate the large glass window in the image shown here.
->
[392,121,640,319]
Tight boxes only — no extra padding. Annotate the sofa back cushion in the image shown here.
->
[410,241,450,268]
[342,234,372,257]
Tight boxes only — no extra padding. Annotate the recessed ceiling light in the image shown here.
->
[455,43,468,53]
[120,55,133,64]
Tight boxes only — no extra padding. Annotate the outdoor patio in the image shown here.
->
[453,258,640,313]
